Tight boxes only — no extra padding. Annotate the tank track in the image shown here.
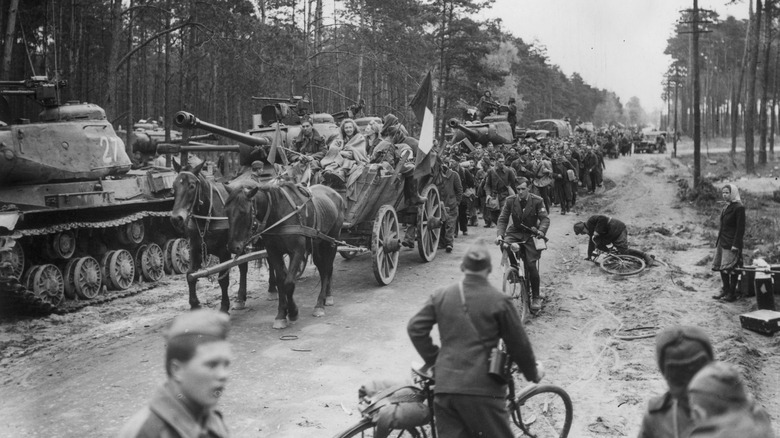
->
[1,210,174,316]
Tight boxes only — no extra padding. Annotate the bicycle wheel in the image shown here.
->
[503,268,529,323]
[334,419,427,438]
[599,254,645,276]
[510,384,573,438]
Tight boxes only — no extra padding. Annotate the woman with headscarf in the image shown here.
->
[711,184,746,302]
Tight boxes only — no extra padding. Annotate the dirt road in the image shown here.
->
[1,152,778,437]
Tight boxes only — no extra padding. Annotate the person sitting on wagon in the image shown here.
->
[289,116,327,171]
[321,118,368,187]
[371,114,425,206]
[573,215,654,266]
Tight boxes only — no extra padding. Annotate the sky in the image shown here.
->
[478,0,749,114]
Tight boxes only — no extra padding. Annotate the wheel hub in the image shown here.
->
[383,238,401,252]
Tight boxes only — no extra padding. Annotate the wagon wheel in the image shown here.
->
[162,240,175,274]
[170,238,191,274]
[7,241,24,280]
[63,258,80,299]
[101,251,115,288]
[30,264,65,306]
[372,204,401,285]
[108,249,136,290]
[74,256,102,299]
[140,243,165,282]
[416,184,442,262]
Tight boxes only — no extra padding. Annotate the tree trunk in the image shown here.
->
[744,0,762,174]
[436,0,448,140]
[772,42,780,155]
[758,0,772,164]
[125,0,134,154]
[0,0,19,80]
[105,0,124,122]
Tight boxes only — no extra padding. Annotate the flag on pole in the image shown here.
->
[267,122,288,166]
[409,71,435,179]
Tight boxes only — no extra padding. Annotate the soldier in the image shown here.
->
[436,158,463,253]
[573,215,655,266]
[688,362,775,438]
[291,117,327,169]
[507,97,518,140]
[118,309,232,438]
[483,155,516,227]
[637,326,713,438]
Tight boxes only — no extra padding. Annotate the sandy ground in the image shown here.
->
[1,152,779,437]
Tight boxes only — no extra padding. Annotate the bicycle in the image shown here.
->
[591,248,646,276]
[497,227,548,323]
[333,362,573,438]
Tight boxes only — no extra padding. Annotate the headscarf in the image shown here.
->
[724,183,742,203]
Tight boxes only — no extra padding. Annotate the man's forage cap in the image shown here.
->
[461,240,492,272]
[167,309,230,341]
[655,325,713,371]
[688,361,748,404]
[251,160,264,170]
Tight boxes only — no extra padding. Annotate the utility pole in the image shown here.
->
[674,74,680,158]
[680,1,712,187]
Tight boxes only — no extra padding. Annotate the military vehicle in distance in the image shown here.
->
[0,77,192,314]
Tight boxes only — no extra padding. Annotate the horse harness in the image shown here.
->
[244,185,341,250]
[182,171,229,264]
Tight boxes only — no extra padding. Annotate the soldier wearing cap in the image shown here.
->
[408,240,542,438]
[688,362,774,438]
[637,326,714,438]
[118,310,232,438]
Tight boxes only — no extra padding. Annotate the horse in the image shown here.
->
[224,182,344,329]
[170,160,262,313]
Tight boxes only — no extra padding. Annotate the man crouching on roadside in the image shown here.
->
[118,309,232,438]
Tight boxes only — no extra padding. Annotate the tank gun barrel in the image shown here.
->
[448,118,482,141]
[156,143,241,155]
[174,111,269,148]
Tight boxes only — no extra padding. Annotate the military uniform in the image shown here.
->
[637,392,695,438]
[408,244,539,438]
[292,128,327,164]
[689,407,774,438]
[118,381,230,438]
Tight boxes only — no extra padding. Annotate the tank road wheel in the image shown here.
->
[170,238,191,274]
[23,266,41,291]
[108,249,135,290]
[29,264,65,306]
[118,221,145,246]
[73,256,102,299]
[63,258,80,299]
[416,184,442,262]
[7,241,25,280]
[47,231,77,259]
[101,251,115,288]
[139,243,165,282]
[134,245,148,281]
[372,205,401,285]
[163,239,176,274]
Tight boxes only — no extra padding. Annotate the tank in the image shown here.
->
[448,118,513,147]
[248,96,341,150]
[0,77,190,315]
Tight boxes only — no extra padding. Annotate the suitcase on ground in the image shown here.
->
[739,310,780,335]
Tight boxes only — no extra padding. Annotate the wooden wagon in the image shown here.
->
[334,162,443,285]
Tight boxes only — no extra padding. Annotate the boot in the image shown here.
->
[404,176,426,205]
[530,291,542,311]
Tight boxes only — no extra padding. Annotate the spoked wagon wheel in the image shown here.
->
[372,205,401,285]
[416,184,442,262]
[600,254,645,276]
[73,256,102,299]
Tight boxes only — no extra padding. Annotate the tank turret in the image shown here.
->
[448,118,512,146]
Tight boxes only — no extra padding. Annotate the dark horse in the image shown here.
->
[170,160,254,312]
[224,182,344,329]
